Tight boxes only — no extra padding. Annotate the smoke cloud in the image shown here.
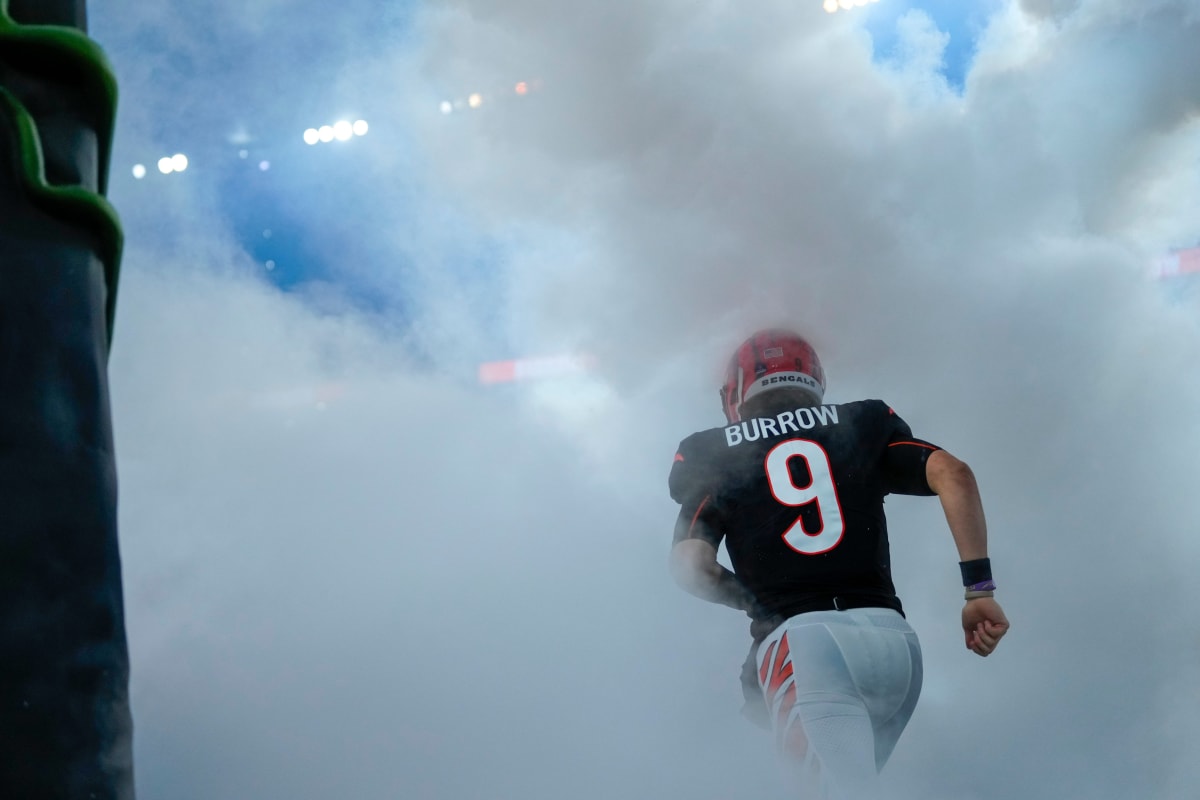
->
[90,1,1200,797]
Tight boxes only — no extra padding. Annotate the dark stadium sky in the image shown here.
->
[89,2,1200,798]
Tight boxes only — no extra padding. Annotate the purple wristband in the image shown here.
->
[966,580,996,592]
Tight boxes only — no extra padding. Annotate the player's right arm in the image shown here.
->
[925,449,1010,658]
[667,435,756,614]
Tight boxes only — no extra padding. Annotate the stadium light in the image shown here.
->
[171,154,189,173]
[305,119,371,145]
[157,157,174,175]
[442,79,541,119]
[132,164,146,179]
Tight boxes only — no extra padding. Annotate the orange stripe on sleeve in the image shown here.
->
[688,496,711,537]
[888,441,938,450]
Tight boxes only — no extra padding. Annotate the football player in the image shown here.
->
[668,329,1009,799]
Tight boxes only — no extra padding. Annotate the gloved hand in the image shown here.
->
[749,613,785,643]
[747,600,786,644]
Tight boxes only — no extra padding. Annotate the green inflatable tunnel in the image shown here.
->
[0,0,135,797]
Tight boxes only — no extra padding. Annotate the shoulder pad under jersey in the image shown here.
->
[668,429,720,505]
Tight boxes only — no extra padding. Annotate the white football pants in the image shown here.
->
[755,608,923,800]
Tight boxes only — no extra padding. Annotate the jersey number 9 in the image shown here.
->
[764,439,846,555]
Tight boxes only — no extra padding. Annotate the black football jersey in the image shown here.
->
[669,399,940,620]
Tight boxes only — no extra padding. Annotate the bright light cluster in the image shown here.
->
[303,119,370,145]
[824,0,880,12]
[140,153,189,177]
[440,80,538,115]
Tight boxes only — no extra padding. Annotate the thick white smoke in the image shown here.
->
[94,1,1200,797]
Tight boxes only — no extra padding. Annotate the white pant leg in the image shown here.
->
[755,609,923,799]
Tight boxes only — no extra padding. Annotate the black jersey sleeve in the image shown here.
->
[668,433,710,504]
[880,404,941,496]
[668,434,724,547]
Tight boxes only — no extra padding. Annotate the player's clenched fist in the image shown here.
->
[962,597,1009,657]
